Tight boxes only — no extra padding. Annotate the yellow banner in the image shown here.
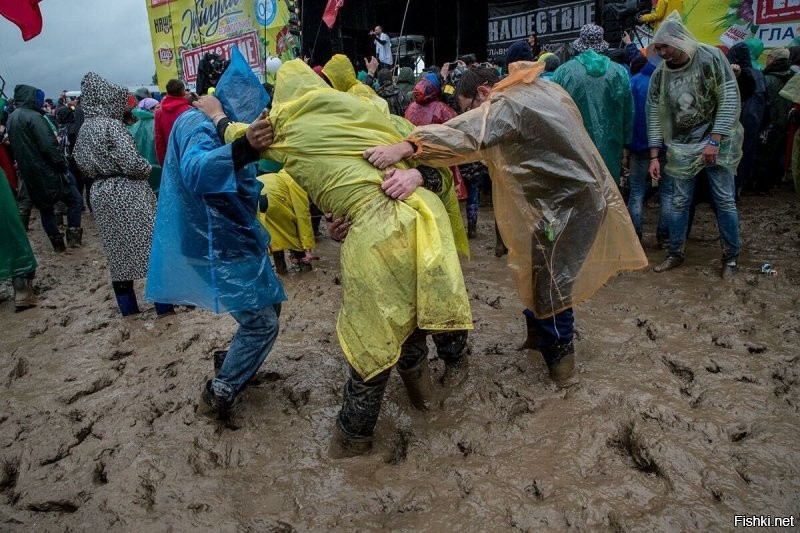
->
[145,0,298,92]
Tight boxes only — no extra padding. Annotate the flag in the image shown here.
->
[0,0,43,41]
[322,0,344,29]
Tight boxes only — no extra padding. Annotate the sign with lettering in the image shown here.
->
[487,0,596,61]
[145,0,297,91]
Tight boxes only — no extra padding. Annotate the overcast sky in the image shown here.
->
[0,0,156,99]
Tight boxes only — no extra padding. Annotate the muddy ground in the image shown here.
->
[0,193,798,531]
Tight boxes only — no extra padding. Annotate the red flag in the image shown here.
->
[322,0,344,29]
[0,0,43,41]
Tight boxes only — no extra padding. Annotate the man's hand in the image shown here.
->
[649,159,661,181]
[246,109,274,151]
[731,64,741,77]
[622,31,632,46]
[381,168,422,200]
[326,214,352,242]
[365,56,379,76]
[441,62,451,81]
[364,142,415,169]
[703,143,720,165]
[193,94,224,120]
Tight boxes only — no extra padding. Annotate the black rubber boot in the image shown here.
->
[272,251,288,275]
[292,250,312,272]
[467,222,477,239]
[542,341,576,384]
[328,424,373,459]
[48,233,66,253]
[398,357,433,411]
[66,227,83,248]
[199,380,234,420]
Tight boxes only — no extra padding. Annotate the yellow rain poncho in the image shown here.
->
[323,54,390,115]
[646,12,743,180]
[406,61,648,317]
[256,170,315,252]
[232,59,472,380]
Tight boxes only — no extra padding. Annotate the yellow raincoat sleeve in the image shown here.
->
[287,175,316,250]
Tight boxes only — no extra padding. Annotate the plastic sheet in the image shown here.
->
[214,46,270,124]
[646,12,743,180]
[145,109,286,313]
[406,60,648,318]
[258,59,472,380]
[256,170,315,252]
[0,170,36,280]
[551,50,633,182]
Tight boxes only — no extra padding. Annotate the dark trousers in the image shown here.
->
[19,174,83,238]
[337,329,467,438]
[523,307,574,364]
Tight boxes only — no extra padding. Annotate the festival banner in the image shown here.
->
[145,0,299,92]
[487,0,597,61]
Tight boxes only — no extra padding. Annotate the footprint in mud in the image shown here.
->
[607,421,667,481]
[6,357,28,384]
[64,375,116,405]
[662,356,694,384]
[384,428,412,465]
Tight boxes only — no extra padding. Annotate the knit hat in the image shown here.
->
[506,40,534,65]
[138,97,159,110]
[572,24,609,54]
[768,47,790,61]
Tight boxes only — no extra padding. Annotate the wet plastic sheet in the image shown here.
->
[406,61,648,318]
[215,47,270,124]
[256,170,315,252]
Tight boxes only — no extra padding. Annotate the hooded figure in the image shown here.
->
[405,74,456,127]
[758,47,793,190]
[396,66,416,100]
[375,68,410,117]
[552,47,633,182]
[128,102,161,194]
[727,42,766,192]
[73,72,169,317]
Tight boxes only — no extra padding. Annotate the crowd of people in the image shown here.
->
[2,10,799,458]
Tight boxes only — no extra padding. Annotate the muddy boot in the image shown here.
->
[328,424,373,459]
[292,250,313,272]
[494,222,508,257]
[542,341,576,385]
[442,356,469,388]
[199,380,234,420]
[653,254,684,273]
[48,233,67,253]
[721,258,737,280]
[272,251,288,275]
[12,277,36,312]
[65,227,83,248]
[517,310,540,351]
[115,292,141,317]
[467,222,477,239]
[398,357,433,411]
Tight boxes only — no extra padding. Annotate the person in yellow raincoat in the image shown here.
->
[204,59,473,457]
[365,62,648,384]
[638,0,683,30]
[257,169,315,274]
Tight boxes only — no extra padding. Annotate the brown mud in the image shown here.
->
[1,195,799,531]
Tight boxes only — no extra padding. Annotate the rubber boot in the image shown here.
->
[328,424,373,459]
[494,222,508,257]
[542,341,576,385]
[12,277,36,311]
[467,222,477,239]
[272,251,288,275]
[65,227,83,248]
[292,250,313,272]
[397,357,433,411]
[48,233,66,253]
[517,310,540,351]
[442,356,469,388]
[115,292,141,317]
[154,302,175,317]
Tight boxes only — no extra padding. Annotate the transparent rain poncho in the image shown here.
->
[646,12,743,179]
[227,59,472,380]
[406,61,648,317]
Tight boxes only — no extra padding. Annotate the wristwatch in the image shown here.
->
[707,139,720,147]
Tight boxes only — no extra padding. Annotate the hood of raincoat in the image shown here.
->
[575,50,611,77]
[646,11,699,63]
[412,77,442,104]
[159,94,191,113]
[397,67,415,84]
[745,38,764,68]
[131,108,154,121]
[764,57,792,77]
[728,43,753,71]
[13,85,44,112]
[779,73,800,104]
[322,54,358,92]
[80,72,128,120]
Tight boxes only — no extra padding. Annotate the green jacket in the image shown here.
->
[552,51,633,182]
[128,108,158,166]
[6,85,70,208]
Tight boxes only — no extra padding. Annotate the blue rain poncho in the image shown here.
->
[145,109,286,313]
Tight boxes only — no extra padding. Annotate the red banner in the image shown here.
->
[322,0,344,29]
[180,32,262,82]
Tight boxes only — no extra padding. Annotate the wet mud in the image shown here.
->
[1,195,799,531]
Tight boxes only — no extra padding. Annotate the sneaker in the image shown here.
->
[721,259,737,279]
[199,380,233,419]
[653,255,684,273]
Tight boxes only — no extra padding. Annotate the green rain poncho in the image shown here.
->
[0,169,36,280]
[646,12,743,180]
[552,50,633,182]
[230,60,472,381]
[128,107,163,194]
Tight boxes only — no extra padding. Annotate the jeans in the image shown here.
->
[337,328,467,438]
[627,152,671,242]
[38,174,83,237]
[669,165,740,260]
[465,178,480,226]
[523,308,574,361]
[211,304,282,401]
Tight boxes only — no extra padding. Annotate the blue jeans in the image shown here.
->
[465,178,480,226]
[627,152,671,242]
[669,165,740,260]
[212,304,281,401]
[523,308,574,363]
